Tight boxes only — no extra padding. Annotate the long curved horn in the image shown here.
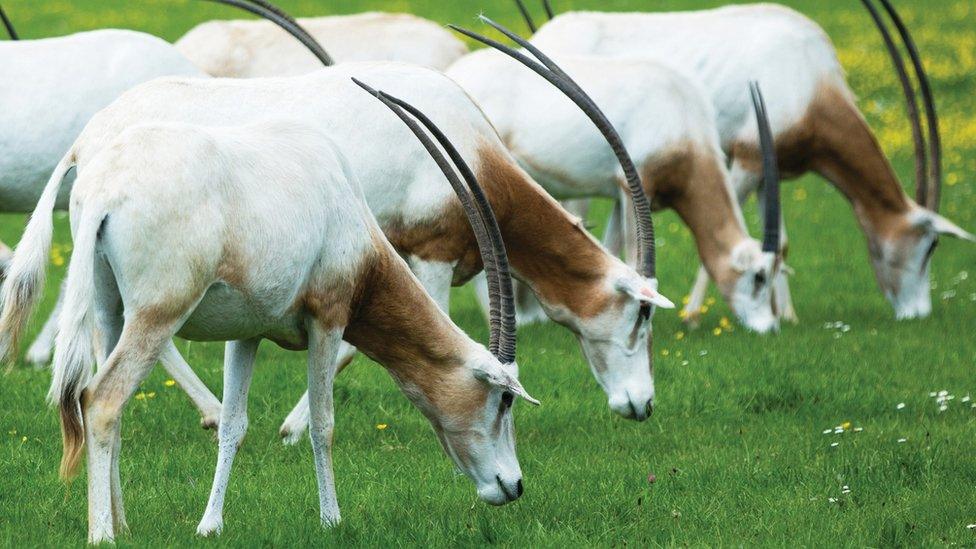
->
[877,0,941,212]
[380,95,518,365]
[749,83,781,254]
[0,5,18,40]
[860,0,927,207]
[199,0,333,66]
[514,0,538,34]
[542,0,555,21]
[450,16,657,279]
[352,79,518,365]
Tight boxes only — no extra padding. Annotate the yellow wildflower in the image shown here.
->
[134,392,146,401]
[720,317,732,329]
[676,331,685,341]
[164,379,177,388]
[713,328,723,337]
[661,349,670,357]
[376,424,388,430]
[841,421,852,431]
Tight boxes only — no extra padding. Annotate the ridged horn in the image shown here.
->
[514,0,538,33]
[749,82,782,254]
[860,0,929,208]
[352,78,518,365]
[450,16,657,279]
[542,0,555,21]
[199,0,333,66]
[1,5,18,40]
[877,0,941,212]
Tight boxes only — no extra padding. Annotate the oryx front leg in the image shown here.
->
[160,341,222,429]
[197,338,260,537]
[683,266,710,328]
[25,282,64,367]
[306,322,344,527]
[279,341,357,446]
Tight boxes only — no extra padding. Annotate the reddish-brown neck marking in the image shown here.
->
[476,143,615,319]
[645,145,749,288]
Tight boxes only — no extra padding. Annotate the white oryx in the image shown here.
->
[176,11,469,76]
[5,100,538,541]
[525,2,974,321]
[0,62,672,442]
[447,17,783,333]
[0,0,333,368]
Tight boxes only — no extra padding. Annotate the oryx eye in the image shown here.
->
[500,391,514,410]
[754,271,767,287]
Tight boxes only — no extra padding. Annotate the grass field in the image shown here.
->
[2,0,976,546]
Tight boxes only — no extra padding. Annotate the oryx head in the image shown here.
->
[357,79,539,506]
[452,16,676,421]
[722,83,783,333]
[861,0,975,318]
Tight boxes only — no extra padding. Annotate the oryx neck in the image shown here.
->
[474,144,614,320]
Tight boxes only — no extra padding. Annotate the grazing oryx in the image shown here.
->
[176,11,469,76]
[0,61,672,442]
[527,2,975,320]
[447,18,783,333]
[5,104,537,541]
[1,0,332,369]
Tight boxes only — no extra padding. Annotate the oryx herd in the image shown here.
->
[0,0,971,543]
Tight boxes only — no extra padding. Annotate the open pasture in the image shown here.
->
[1,0,975,545]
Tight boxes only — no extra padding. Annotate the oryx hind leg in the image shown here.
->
[160,341,222,429]
[84,317,177,544]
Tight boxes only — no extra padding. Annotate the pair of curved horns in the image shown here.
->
[514,0,555,34]
[861,0,941,211]
[749,82,782,254]
[352,78,518,366]
[450,16,658,279]
[200,0,333,66]
[1,5,17,40]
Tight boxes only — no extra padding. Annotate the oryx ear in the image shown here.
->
[615,277,676,309]
[473,363,541,406]
[918,211,975,241]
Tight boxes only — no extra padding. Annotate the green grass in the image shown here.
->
[2,0,975,546]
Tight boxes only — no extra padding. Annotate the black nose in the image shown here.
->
[645,400,654,418]
[515,479,524,498]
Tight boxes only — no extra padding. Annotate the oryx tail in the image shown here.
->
[49,195,105,479]
[0,153,76,363]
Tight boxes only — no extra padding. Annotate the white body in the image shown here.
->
[532,5,974,319]
[0,29,204,212]
[447,49,779,333]
[8,118,529,542]
[176,12,469,77]
[20,63,667,435]
[533,5,843,154]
